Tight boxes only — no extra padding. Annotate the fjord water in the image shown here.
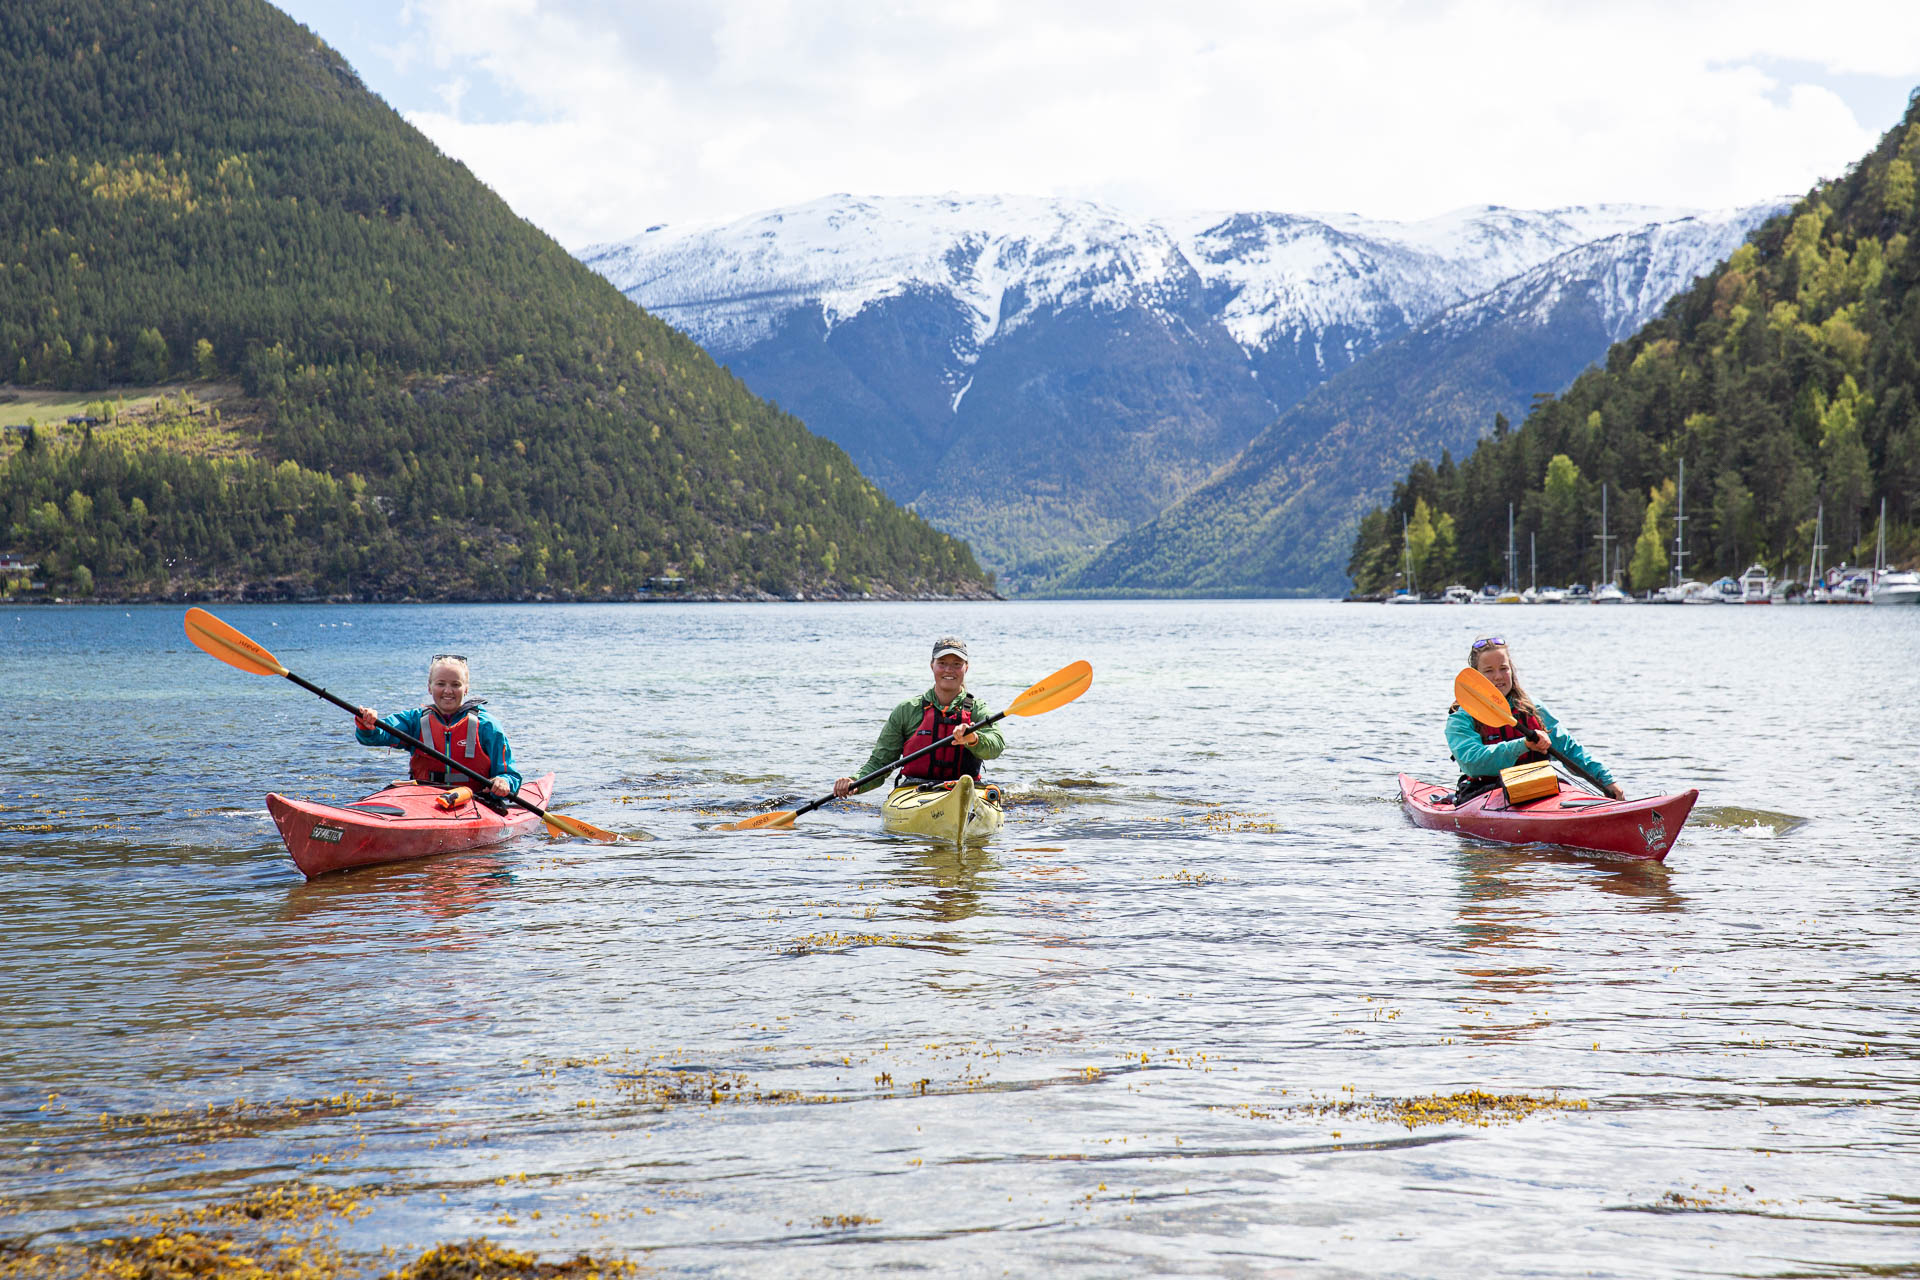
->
[4,600,1915,1276]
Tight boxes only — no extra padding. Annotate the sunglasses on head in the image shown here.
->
[1470,637,1505,651]
[432,653,467,662]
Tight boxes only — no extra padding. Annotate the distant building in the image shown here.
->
[65,414,101,426]
[0,552,39,576]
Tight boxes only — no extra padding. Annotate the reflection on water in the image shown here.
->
[1450,846,1688,1039]
[5,600,1918,1276]
[280,852,515,932]
[886,841,993,926]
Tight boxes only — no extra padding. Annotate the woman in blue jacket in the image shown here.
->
[354,655,522,797]
[1447,636,1623,801]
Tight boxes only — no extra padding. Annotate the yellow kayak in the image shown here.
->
[880,775,1005,844]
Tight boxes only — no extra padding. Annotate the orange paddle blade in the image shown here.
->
[1453,666,1517,729]
[1006,659,1093,717]
[719,810,799,831]
[540,810,621,843]
[184,607,288,677]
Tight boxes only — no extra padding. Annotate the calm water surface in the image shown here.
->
[3,600,1916,1276]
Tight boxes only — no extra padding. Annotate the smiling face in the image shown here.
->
[428,660,470,716]
[930,654,968,702]
[1473,644,1516,696]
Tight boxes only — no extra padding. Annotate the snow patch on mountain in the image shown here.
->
[582,193,1749,370]
[1429,204,1787,343]
[1161,203,1703,356]
[584,193,1194,360]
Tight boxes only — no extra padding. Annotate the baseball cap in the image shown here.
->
[931,636,969,661]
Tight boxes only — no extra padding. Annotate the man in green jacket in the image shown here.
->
[833,636,1006,797]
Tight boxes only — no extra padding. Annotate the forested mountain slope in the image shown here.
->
[0,0,986,600]
[1345,95,1920,595]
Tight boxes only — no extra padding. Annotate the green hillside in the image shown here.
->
[0,0,989,600]
[1349,96,1920,595]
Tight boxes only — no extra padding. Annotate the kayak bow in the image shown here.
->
[880,776,1005,845]
[1397,773,1696,861]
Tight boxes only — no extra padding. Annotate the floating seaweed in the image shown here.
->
[96,1090,406,1142]
[0,1188,637,1280]
[1226,1088,1587,1130]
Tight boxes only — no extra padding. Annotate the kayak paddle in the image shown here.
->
[721,658,1094,831]
[183,607,620,843]
[1453,666,1611,795]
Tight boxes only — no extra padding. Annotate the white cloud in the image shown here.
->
[303,0,1920,247]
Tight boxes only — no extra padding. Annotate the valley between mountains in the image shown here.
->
[585,194,1784,593]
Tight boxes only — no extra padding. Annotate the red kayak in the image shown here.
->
[1397,773,1697,861]
[266,775,557,878]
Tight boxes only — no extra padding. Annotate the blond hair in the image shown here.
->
[1468,640,1537,717]
[427,655,470,686]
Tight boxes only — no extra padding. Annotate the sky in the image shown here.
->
[271,0,1920,251]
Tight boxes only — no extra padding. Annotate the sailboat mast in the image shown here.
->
[1672,460,1689,585]
[1594,483,1615,585]
[1529,532,1536,593]
[1809,502,1825,590]
[1877,497,1887,577]
[1506,504,1515,593]
[1402,512,1413,596]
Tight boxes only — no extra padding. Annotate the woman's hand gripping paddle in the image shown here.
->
[721,659,1094,831]
[1453,665,1611,796]
[183,607,620,843]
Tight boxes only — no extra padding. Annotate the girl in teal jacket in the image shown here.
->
[1446,637,1622,800]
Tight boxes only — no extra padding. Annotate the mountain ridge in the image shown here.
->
[586,193,1785,589]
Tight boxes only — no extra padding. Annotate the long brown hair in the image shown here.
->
[1468,639,1537,717]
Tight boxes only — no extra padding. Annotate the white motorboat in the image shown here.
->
[1442,584,1476,604]
[1535,586,1567,604]
[1656,579,1708,604]
[1872,569,1920,605]
[1739,563,1772,603]
[1592,581,1628,604]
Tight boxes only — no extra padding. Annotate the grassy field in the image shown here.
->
[0,382,261,461]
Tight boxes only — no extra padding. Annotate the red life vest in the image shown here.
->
[1449,699,1548,801]
[1477,703,1549,764]
[899,699,982,782]
[410,708,492,785]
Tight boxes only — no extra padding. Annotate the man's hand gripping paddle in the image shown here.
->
[721,659,1094,831]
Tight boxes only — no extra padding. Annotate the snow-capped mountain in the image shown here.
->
[587,194,1703,386]
[582,193,1784,589]
[1066,203,1790,597]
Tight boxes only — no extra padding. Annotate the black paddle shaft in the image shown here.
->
[1550,748,1611,796]
[793,706,1012,819]
[283,670,559,823]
